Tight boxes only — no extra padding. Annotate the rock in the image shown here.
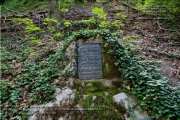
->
[76,104,84,114]
[29,104,46,114]
[63,41,77,75]
[28,88,74,120]
[134,110,151,120]
[102,80,112,86]
[55,93,64,101]
[86,83,92,86]
[58,117,64,120]
[93,96,96,101]
[45,102,54,107]
[28,104,46,120]
[65,41,76,57]
[67,78,74,87]
[83,95,88,99]
[82,82,85,86]
[113,92,134,109]
[63,88,73,95]
[104,91,109,96]
[28,114,38,120]
[61,59,76,75]
[56,88,73,101]
[55,88,61,95]
[113,92,151,120]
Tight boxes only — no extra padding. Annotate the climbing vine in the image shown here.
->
[62,29,180,119]
[1,4,179,119]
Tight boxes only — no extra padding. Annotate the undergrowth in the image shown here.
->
[73,80,123,119]
[1,4,180,120]
[1,0,48,14]
[63,29,180,119]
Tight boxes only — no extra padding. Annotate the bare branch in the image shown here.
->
[1,6,22,15]
[156,20,180,35]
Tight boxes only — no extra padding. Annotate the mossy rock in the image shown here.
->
[72,79,124,119]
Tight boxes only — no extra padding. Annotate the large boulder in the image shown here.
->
[28,88,74,120]
[113,92,151,120]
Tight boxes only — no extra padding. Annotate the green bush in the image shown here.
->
[63,29,180,119]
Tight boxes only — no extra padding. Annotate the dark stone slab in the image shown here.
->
[77,43,103,80]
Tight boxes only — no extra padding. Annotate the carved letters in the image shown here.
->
[78,43,103,80]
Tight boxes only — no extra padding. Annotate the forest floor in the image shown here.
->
[1,1,180,119]
[57,2,180,86]
[1,2,179,86]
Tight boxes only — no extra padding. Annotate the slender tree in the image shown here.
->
[49,0,61,20]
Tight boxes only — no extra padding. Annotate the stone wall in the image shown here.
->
[64,35,121,79]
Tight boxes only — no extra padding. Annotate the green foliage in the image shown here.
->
[75,80,123,119]
[64,29,180,119]
[60,8,69,12]
[81,17,96,24]
[1,17,68,118]
[57,0,86,9]
[1,0,48,14]
[135,0,180,21]
[44,18,58,23]
[25,25,41,32]
[92,7,107,20]
[112,20,124,27]
[0,80,22,119]
[116,13,127,19]
[1,2,179,119]
[15,60,59,104]
[99,21,110,28]
[11,18,33,24]
[55,7,125,38]
[0,80,10,103]
[11,17,61,44]
[58,0,72,8]
[64,20,71,27]
[11,18,43,45]
[1,0,21,13]
[58,7,125,36]
[0,46,11,70]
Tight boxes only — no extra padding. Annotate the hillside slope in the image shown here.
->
[1,0,180,119]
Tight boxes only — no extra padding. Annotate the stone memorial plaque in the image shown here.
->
[78,43,103,80]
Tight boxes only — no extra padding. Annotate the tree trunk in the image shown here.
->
[49,0,61,21]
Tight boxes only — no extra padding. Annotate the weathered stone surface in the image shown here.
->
[113,93,133,109]
[55,88,61,95]
[134,110,151,120]
[63,41,77,76]
[92,96,97,101]
[28,114,38,120]
[86,83,92,86]
[113,92,151,120]
[58,117,64,120]
[28,88,74,120]
[60,36,122,79]
[102,79,112,86]
[104,91,109,96]
[66,78,74,87]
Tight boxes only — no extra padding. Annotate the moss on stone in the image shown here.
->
[74,91,80,103]
[102,41,121,79]
[112,80,123,88]
[74,36,121,79]
[73,79,123,119]
[72,80,82,90]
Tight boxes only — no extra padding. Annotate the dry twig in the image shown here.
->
[156,20,180,35]
[1,6,22,15]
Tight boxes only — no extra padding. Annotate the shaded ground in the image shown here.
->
[1,2,179,87]
[1,2,180,119]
